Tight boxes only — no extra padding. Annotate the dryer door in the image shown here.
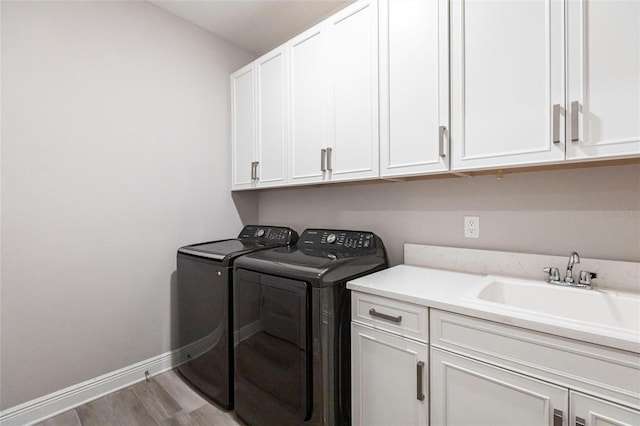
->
[234,268,311,426]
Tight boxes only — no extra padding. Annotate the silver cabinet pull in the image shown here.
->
[553,409,563,426]
[368,308,402,323]
[321,149,327,172]
[552,104,562,144]
[254,161,259,180]
[416,361,425,401]
[571,100,580,142]
[326,147,333,171]
[250,162,255,180]
[439,126,447,157]
[575,417,586,426]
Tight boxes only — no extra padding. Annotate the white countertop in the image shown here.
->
[347,264,640,354]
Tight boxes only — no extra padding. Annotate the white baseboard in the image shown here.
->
[0,338,208,426]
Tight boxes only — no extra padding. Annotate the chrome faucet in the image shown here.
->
[543,251,596,289]
[564,251,580,284]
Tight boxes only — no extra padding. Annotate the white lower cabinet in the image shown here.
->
[429,309,640,426]
[431,347,568,426]
[351,323,428,426]
[571,392,640,426]
[431,348,640,426]
[349,292,640,426]
[351,291,428,426]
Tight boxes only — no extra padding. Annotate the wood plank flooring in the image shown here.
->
[34,370,244,426]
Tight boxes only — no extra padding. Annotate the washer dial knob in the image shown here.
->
[326,234,337,244]
[256,229,265,237]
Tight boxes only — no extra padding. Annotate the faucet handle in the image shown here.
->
[543,267,561,282]
[578,271,597,286]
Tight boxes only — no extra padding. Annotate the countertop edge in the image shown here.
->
[347,264,640,354]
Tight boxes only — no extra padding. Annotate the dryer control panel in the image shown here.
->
[299,229,376,251]
[239,225,299,245]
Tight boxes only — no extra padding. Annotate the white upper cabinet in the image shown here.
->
[379,0,449,177]
[450,0,566,171]
[233,0,638,190]
[288,24,328,185]
[255,46,288,188]
[231,48,288,190]
[231,63,256,190]
[289,0,379,185]
[566,0,640,160]
[325,0,379,182]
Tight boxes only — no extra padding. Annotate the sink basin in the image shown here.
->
[462,276,640,335]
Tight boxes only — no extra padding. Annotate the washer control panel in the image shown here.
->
[239,225,298,245]
[300,229,376,251]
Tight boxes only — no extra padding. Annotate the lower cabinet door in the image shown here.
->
[430,347,568,426]
[351,323,428,426]
[570,391,640,426]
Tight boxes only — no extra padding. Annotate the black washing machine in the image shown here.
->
[176,225,298,409]
[233,228,388,426]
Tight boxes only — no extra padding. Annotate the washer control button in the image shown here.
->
[326,234,337,244]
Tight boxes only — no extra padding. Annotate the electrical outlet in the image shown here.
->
[464,216,480,238]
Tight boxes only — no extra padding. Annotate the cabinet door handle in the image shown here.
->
[575,416,586,426]
[254,161,259,180]
[416,361,425,402]
[439,126,447,157]
[250,162,255,180]
[321,149,327,172]
[571,100,580,142]
[552,104,562,144]
[326,147,333,171]
[553,409,563,426]
[368,308,402,323]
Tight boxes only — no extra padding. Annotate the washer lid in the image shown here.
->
[178,225,298,263]
[178,239,264,261]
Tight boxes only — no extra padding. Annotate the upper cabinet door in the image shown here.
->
[326,0,379,182]
[288,24,328,185]
[256,47,288,188]
[450,0,566,171]
[379,0,449,177]
[566,0,640,160]
[231,64,256,190]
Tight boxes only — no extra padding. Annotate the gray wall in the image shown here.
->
[0,0,257,409]
[258,164,640,266]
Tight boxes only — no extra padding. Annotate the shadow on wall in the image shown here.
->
[232,191,259,226]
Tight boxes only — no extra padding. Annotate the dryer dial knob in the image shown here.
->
[326,234,337,244]
[256,229,265,237]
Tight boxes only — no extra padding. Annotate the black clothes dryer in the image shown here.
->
[233,228,388,425]
[176,225,298,409]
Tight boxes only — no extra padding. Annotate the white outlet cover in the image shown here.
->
[464,216,480,238]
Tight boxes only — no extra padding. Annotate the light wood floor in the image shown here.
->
[35,370,244,426]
